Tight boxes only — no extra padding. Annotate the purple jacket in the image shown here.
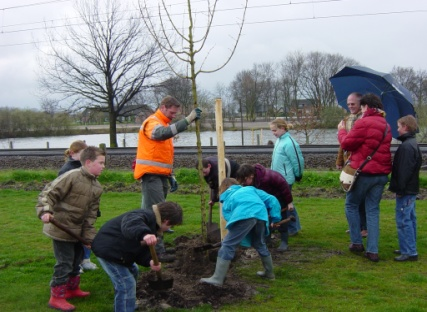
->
[253,163,293,206]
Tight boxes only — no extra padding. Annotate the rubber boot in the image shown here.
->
[200,257,231,286]
[65,275,90,299]
[48,285,76,312]
[277,231,289,252]
[256,255,275,280]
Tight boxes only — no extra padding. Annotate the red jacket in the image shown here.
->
[338,108,392,175]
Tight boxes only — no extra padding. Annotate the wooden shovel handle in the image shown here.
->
[148,245,163,280]
[50,218,90,246]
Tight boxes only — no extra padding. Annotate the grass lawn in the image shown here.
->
[1,187,426,311]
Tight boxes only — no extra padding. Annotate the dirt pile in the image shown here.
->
[135,234,344,311]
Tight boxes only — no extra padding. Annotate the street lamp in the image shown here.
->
[239,99,244,145]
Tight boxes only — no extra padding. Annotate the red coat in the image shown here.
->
[338,108,392,175]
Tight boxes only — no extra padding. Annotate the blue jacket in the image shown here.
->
[271,132,304,185]
[220,185,281,234]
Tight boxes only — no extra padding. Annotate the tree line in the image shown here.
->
[2,0,426,143]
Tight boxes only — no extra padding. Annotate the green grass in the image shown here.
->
[1,170,427,311]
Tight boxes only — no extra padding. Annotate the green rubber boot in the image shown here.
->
[200,257,231,286]
[256,255,275,280]
[277,231,289,252]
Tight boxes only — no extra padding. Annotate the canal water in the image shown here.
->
[0,129,341,149]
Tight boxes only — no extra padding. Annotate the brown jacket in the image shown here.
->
[336,111,362,167]
[36,167,103,243]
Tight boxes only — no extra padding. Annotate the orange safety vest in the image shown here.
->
[134,110,174,180]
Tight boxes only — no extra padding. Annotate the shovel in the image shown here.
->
[50,218,90,246]
[147,245,174,290]
[207,202,220,243]
[193,241,221,252]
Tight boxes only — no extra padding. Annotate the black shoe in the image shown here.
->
[393,250,401,255]
[394,254,418,262]
[349,243,365,252]
[157,253,176,263]
[365,252,379,262]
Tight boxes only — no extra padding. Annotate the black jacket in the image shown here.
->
[58,157,82,176]
[204,156,240,203]
[92,209,157,267]
[389,132,422,195]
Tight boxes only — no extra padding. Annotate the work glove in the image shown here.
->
[168,176,178,192]
[185,108,202,124]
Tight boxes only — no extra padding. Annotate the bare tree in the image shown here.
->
[391,66,427,108]
[391,66,427,142]
[38,0,167,147]
[140,0,247,241]
[278,51,305,117]
[230,70,259,121]
[300,52,357,114]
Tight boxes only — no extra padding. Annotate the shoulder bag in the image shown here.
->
[290,138,303,182]
[340,124,388,192]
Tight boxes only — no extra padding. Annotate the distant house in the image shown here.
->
[80,104,154,124]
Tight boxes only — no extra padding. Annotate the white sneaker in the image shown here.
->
[79,265,84,274]
[81,260,98,271]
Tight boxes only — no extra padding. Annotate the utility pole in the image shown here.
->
[239,98,244,146]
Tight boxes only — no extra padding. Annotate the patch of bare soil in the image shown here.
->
[136,234,344,311]
[136,235,258,311]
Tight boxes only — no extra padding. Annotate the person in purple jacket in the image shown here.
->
[236,163,294,252]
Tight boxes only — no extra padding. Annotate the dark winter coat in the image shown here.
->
[58,157,82,176]
[204,156,240,203]
[36,167,103,243]
[253,163,293,206]
[389,132,422,195]
[92,209,157,267]
[338,107,392,175]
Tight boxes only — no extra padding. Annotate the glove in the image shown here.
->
[168,176,178,192]
[185,108,202,124]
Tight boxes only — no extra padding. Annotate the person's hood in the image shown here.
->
[219,184,242,203]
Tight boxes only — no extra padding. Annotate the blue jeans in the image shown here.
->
[288,184,301,235]
[345,175,388,254]
[395,195,417,256]
[218,218,270,261]
[97,257,139,312]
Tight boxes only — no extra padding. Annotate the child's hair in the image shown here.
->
[235,164,256,184]
[157,202,183,225]
[270,118,292,131]
[398,115,418,133]
[80,146,106,164]
[64,140,87,161]
[219,178,238,195]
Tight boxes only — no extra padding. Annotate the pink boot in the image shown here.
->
[48,285,75,311]
[65,275,90,299]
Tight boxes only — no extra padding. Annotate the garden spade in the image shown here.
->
[207,202,220,243]
[147,245,173,290]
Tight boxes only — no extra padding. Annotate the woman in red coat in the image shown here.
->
[337,93,392,262]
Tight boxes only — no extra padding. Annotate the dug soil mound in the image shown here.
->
[136,234,343,311]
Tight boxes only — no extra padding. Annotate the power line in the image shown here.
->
[0,0,348,32]
[0,0,70,11]
[1,1,427,47]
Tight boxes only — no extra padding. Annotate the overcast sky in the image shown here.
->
[1,0,427,110]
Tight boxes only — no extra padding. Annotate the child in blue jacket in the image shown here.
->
[200,178,281,286]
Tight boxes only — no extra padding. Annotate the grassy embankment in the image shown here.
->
[1,169,427,311]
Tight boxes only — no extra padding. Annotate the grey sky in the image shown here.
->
[1,0,427,109]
